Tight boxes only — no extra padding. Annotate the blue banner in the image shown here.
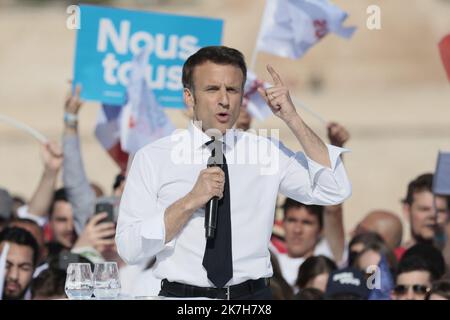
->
[73,5,223,108]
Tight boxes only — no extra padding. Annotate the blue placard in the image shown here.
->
[73,5,223,108]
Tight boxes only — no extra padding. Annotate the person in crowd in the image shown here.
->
[391,243,445,300]
[397,173,449,259]
[295,255,337,293]
[325,267,370,300]
[274,199,328,290]
[352,209,403,250]
[15,142,63,228]
[272,122,350,290]
[349,232,397,275]
[0,227,39,300]
[8,218,48,269]
[30,268,67,300]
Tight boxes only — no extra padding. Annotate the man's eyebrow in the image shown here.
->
[18,262,33,268]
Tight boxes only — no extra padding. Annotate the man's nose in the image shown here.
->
[406,288,416,300]
[294,223,303,234]
[67,220,74,231]
[7,266,19,281]
[218,87,230,108]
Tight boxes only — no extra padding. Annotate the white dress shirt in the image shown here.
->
[116,121,351,288]
[272,238,335,290]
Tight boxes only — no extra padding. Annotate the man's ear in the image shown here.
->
[183,88,195,109]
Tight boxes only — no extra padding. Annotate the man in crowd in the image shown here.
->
[397,173,449,259]
[352,210,403,250]
[0,227,39,300]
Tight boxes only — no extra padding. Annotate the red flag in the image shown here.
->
[439,34,450,82]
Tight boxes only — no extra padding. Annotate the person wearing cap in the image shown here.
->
[325,266,370,300]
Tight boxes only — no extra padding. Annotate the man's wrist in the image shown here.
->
[284,112,302,128]
[183,192,201,213]
[64,112,78,128]
[43,167,59,176]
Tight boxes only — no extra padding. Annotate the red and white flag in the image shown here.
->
[94,47,175,170]
[119,47,175,155]
[244,71,272,120]
[94,104,129,173]
[256,0,356,59]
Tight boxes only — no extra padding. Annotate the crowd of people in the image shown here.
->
[1,67,450,301]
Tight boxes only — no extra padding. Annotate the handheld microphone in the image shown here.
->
[205,155,219,239]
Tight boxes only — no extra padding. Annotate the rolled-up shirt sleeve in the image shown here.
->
[115,149,174,265]
[279,143,352,205]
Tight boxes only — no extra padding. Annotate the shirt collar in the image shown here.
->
[188,120,237,151]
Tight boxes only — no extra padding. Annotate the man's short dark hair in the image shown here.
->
[403,173,433,205]
[49,188,68,217]
[182,46,247,91]
[30,268,66,299]
[398,243,445,281]
[0,226,39,267]
[10,218,41,230]
[282,198,324,229]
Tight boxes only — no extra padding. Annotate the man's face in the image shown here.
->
[404,191,448,241]
[184,61,244,135]
[1,242,35,300]
[283,207,321,258]
[9,221,46,262]
[50,200,75,248]
[392,270,431,300]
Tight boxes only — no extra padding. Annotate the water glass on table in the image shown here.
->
[65,263,94,300]
[93,261,121,299]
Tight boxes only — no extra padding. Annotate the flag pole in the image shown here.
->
[292,97,327,125]
[0,114,48,144]
[248,0,268,72]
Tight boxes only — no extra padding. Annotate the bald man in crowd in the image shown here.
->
[352,210,403,250]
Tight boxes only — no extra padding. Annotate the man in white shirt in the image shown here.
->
[272,198,335,290]
[116,46,352,299]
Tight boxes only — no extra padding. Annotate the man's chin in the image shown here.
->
[3,290,25,300]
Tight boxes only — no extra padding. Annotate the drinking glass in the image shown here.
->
[93,262,121,299]
[65,263,94,300]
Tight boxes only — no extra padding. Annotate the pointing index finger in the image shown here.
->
[267,64,284,86]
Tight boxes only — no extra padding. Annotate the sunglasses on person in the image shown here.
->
[393,284,430,295]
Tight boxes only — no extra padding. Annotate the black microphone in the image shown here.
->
[205,155,220,239]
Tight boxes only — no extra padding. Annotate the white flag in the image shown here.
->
[256,0,356,59]
[0,243,10,300]
[119,47,175,155]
